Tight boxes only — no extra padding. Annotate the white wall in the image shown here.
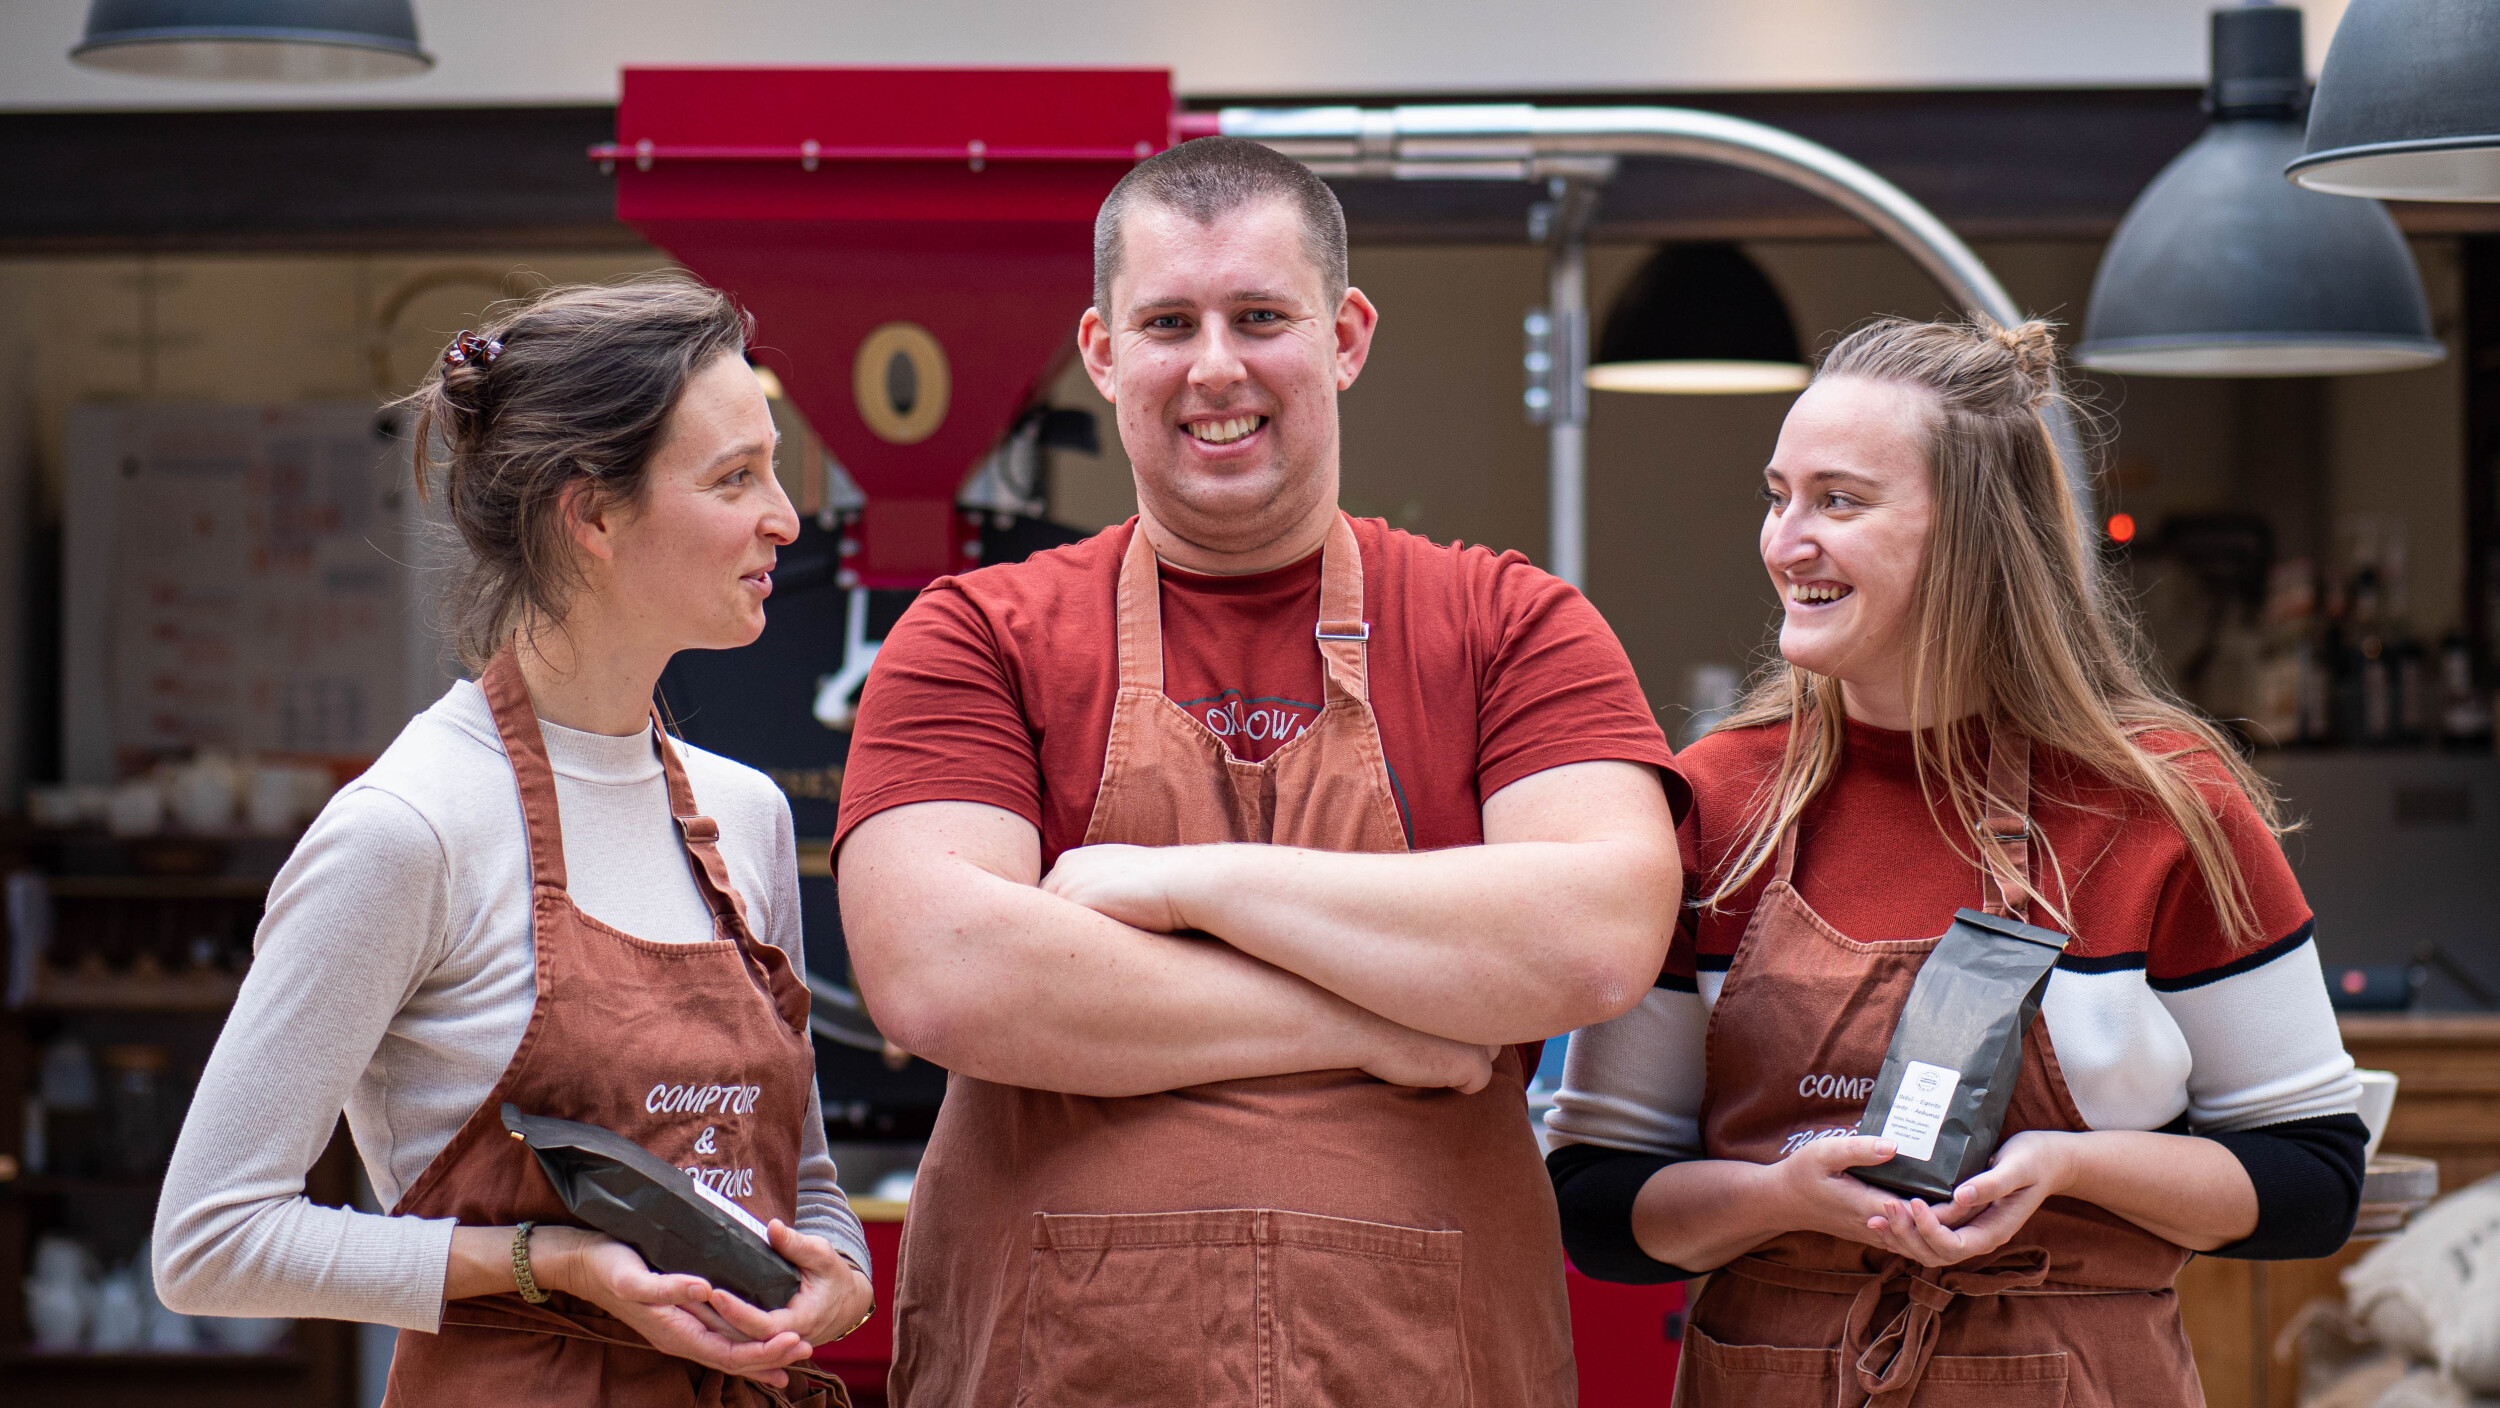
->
[3,0,2356,111]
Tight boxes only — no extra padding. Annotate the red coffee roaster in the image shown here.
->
[603,65,1178,589]
[600,67,1682,1404]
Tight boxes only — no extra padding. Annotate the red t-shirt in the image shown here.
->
[836,516,1687,866]
[1665,716,2314,988]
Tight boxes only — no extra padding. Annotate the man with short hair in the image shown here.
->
[837,136,1686,1406]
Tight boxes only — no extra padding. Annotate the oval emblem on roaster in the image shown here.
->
[853,321,951,445]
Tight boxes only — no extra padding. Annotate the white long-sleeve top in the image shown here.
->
[154,680,866,1332]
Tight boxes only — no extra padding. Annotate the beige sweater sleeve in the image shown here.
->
[154,788,463,1331]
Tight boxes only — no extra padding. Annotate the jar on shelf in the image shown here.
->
[97,1043,174,1177]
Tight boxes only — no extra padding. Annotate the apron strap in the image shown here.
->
[1772,809,1801,887]
[1313,513,1371,707]
[1832,1247,2052,1408]
[478,645,570,895]
[650,712,809,1031]
[1979,730,2034,922]
[1112,520,1165,693]
[651,714,758,942]
[1115,512,1371,706]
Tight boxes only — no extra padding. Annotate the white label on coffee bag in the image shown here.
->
[688,1173,772,1244]
[1879,1061,1960,1163]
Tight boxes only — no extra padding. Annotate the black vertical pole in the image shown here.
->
[2467,237,2500,682]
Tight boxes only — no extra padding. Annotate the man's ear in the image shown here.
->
[561,476,620,564]
[1078,306,1118,404]
[1333,287,1380,391]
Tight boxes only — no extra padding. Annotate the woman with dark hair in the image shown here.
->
[155,275,872,1405]
[1546,317,2364,1406]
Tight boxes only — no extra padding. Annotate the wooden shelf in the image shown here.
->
[0,865,357,1408]
[43,876,269,900]
[0,1348,300,1369]
[797,838,834,880]
[18,966,241,1011]
[2,1173,168,1195]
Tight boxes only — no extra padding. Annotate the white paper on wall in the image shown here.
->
[65,402,417,774]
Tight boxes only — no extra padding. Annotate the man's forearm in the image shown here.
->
[839,804,1453,1098]
[1172,838,1673,1044]
[1040,760,1680,1046]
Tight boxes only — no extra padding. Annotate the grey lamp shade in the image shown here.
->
[2291,0,2500,201]
[71,0,432,81]
[1588,244,1809,395]
[2077,5,2443,377]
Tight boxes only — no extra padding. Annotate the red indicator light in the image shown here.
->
[2106,513,2137,544]
[2341,969,2367,994]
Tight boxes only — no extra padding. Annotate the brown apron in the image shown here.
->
[382,648,847,1408]
[1678,730,2201,1408]
[889,515,1574,1407]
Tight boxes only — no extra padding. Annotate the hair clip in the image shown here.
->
[444,331,503,370]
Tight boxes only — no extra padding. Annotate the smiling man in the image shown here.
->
[835,137,1687,1407]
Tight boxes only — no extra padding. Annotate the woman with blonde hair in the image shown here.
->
[1546,316,2364,1406]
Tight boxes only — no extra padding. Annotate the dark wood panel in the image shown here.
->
[6,90,2493,255]
[0,105,643,253]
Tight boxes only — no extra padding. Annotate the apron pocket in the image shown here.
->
[1016,1208,1466,1408]
[1681,1323,1839,1408]
[1905,1349,2070,1407]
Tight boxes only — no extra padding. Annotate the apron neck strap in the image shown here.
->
[1772,804,1801,886]
[1979,728,2034,921]
[650,712,758,941]
[1114,513,1371,705]
[479,645,569,895]
[1113,521,1166,693]
[1312,514,1370,707]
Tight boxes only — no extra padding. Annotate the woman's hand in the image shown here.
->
[1765,1135,1917,1247]
[533,1226,815,1387]
[1866,1129,2077,1267]
[1630,1134,1908,1271]
[702,1221,876,1364]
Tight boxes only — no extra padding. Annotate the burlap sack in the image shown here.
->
[2345,1173,2500,1393]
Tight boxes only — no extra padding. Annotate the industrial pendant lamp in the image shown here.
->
[1586,243,1810,395]
[2076,2,2441,377]
[2291,0,2500,201]
[71,0,432,81]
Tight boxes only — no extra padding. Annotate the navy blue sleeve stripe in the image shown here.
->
[2147,919,2316,993]
[1656,971,1699,993]
[2056,950,2149,975]
[1695,952,1734,972]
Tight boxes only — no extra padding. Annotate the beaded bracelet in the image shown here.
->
[512,1221,551,1304]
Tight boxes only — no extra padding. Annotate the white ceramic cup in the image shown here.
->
[106,781,164,838]
[2354,1068,2400,1163]
[245,767,299,833]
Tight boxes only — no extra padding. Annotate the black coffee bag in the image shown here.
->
[501,1104,801,1310]
[1850,908,2069,1202]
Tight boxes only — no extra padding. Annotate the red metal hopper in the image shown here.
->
[602,67,1177,587]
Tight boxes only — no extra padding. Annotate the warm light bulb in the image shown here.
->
[752,365,787,400]
[2106,513,2137,544]
[1585,360,1811,395]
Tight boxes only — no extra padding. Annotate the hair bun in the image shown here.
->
[1989,319,2060,397]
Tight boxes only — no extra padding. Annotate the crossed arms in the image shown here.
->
[837,759,1680,1098]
